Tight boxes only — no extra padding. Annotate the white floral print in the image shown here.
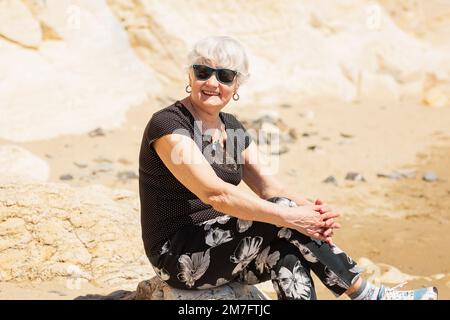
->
[324,266,350,289]
[330,245,344,255]
[197,278,229,289]
[237,219,253,233]
[159,240,170,255]
[205,227,233,247]
[277,227,292,240]
[277,261,312,299]
[331,244,354,264]
[230,236,263,275]
[255,245,280,274]
[153,266,170,281]
[290,240,319,263]
[177,249,211,288]
[199,215,231,231]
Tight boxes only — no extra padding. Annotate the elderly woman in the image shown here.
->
[139,36,437,300]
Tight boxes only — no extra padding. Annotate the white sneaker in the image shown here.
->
[378,285,438,300]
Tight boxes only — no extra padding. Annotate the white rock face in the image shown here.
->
[1,1,449,143]
[0,181,153,288]
[107,0,450,107]
[0,0,41,47]
[0,0,160,142]
[0,145,50,181]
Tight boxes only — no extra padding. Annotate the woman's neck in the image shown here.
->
[182,96,221,129]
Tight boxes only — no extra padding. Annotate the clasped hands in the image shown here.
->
[284,198,341,245]
[312,198,340,245]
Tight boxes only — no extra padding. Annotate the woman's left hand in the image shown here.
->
[314,198,341,245]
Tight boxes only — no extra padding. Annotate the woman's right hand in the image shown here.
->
[282,204,340,242]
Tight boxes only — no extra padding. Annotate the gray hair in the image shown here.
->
[187,36,250,85]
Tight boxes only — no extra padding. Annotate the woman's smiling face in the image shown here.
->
[189,61,238,112]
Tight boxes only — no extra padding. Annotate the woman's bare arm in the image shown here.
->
[152,134,336,240]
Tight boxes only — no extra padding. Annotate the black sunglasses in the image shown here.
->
[192,64,237,85]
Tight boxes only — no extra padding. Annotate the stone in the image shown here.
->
[345,172,366,182]
[423,171,438,182]
[423,86,449,108]
[107,0,450,106]
[0,181,153,285]
[0,145,50,182]
[377,169,416,180]
[0,1,160,142]
[134,277,270,300]
[0,0,42,48]
[117,170,139,181]
[73,162,88,169]
[88,128,106,137]
[323,175,338,185]
[60,174,74,181]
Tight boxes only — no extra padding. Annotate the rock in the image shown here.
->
[117,170,139,181]
[134,277,270,300]
[93,163,114,174]
[118,158,132,165]
[323,176,338,185]
[0,0,42,48]
[1,1,450,144]
[73,162,88,169]
[75,290,136,300]
[377,169,416,180]
[423,171,438,182]
[357,257,420,286]
[302,131,319,137]
[423,86,449,108]
[340,132,353,138]
[60,174,74,181]
[244,114,296,155]
[0,181,152,285]
[88,128,106,137]
[359,72,400,103]
[345,172,366,182]
[0,1,159,142]
[0,145,49,182]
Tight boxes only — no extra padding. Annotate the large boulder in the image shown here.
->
[107,0,450,106]
[0,180,153,289]
[133,277,270,300]
[0,145,50,181]
[0,0,159,142]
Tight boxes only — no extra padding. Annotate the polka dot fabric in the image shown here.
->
[139,101,252,257]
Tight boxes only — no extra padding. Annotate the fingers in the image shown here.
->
[320,211,340,220]
[315,199,323,205]
[325,220,341,229]
[312,232,328,242]
[325,219,334,227]
[313,205,329,212]
[323,228,333,237]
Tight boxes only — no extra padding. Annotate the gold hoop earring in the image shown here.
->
[185,85,192,93]
[233,92,240,101]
